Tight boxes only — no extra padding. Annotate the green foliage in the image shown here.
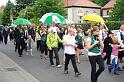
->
[32,0,67,18]
[105,21,124,30]
[0,11,3,24]
[30,17,41,25]
[2,0,14,25]
[17,7,34,19]
[109,0,124,21]
[76,22,97,31]
[17,0,66,25]
[92,0,110,6]
[15,0,36,11]
[78,21,124,31]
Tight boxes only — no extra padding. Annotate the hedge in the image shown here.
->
[76,21,124,31]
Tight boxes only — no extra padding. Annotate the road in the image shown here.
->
[0,41,124,82]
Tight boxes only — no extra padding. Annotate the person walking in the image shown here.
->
[46,28,62,68]
[36,30,41,50]
[26,35,33,56]
[63,28,81,77]
[40,27,48,59]
[3,27,9,45]
[108,34,124,75]
[117,24,124,69]
[86,26,105,82]
[103,31,113,65]
[75,27,84,64]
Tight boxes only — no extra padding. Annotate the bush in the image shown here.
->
[77,21,124,31]
[105,21,124,30]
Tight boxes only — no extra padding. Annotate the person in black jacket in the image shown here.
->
[3,27,9,45]
[0,30,3,43]
[14,26,27,57]
[103,31,113,65]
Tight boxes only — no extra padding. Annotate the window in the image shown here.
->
[107,10,109,15]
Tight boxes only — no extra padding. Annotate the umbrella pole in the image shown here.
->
[104,23,109,31]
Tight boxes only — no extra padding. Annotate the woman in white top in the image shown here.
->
[63,28,81,77]
[86,26,104,82]
[36,30,41,50]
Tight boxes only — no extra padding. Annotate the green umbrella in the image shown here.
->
[40,12,65,24]
[13,18,31,25]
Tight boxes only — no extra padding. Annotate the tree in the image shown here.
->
[0,11,3,24]
[92,0,110,6]
[17,7,34,19]
[2,0,14,25]
[17,0,67,25]
[15,0,36,11]
[32,0,66,19]
[109,0,124,21]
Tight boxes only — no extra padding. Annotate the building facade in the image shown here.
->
[102,0,116,21]
[63,0,101,23]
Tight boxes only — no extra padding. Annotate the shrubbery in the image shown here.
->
[77,21,124,31]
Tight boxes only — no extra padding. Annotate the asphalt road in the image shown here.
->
[0,41,124,82]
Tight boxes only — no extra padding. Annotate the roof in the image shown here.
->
[63,0,101,8]
[102,0,116,9]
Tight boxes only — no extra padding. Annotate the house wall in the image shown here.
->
[102,9,111,17]
[67,7,101,23]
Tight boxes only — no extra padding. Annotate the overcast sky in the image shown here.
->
[0,0,15,6]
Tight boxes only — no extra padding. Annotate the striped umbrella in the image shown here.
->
[39,13,65,24]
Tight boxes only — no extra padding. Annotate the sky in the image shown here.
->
[0,0,15,6]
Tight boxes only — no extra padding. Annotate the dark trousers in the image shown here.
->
[15,39,20,52]
[4,36,8,45]
[103,51,111,65]
[37,40,41,50]
[40,44,48,55]
[15,39,26,56]
[18,43,26,56]
[49,47,60,66]
[89,55,105,82]
[64,53,79,73]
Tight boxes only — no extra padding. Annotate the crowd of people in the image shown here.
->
[0,22,124,82]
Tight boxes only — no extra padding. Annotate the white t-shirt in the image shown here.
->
[36,32,41,40]
[117,30,124,46]
[63,35,76,54]
[87,37,101,56]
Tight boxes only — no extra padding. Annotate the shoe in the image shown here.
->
[91,80,97,82]
[77,61,80,64]
[56,65,62,68]
[30,52,34,56]
[19,55,22,57]
[122,66,124,69]
[118,67,122,71]
[114,72,120,75]
[75,72,81,77]
[64,70,68,74]
[120,59,123,63]
[51,65,55,67]
[40,55,43,59]
[108,68,112,72]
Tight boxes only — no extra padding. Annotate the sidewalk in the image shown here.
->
[0,51,40,82]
